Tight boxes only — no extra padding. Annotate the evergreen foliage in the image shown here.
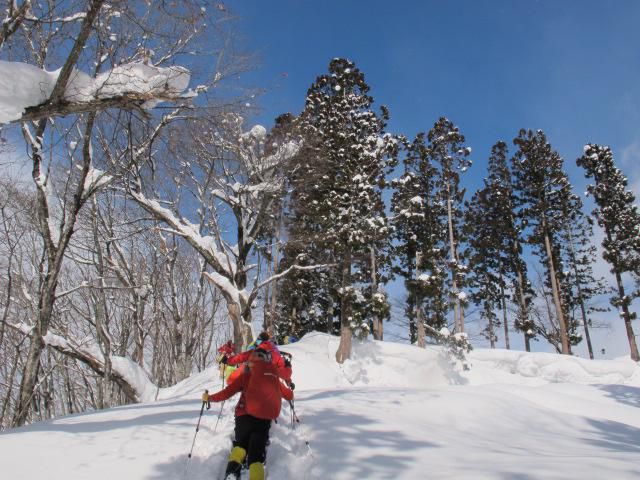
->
[278,59,398,357]
[577,144,640,361]
[465,141,534,349]
[391,133,449,343]
[510,130,575,353]
[427,118,472,334]
[557,192,610,359]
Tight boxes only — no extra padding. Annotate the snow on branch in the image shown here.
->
[7,321,157,402]
[129,190,236,277]
[0,0,32,50]
[0,60,191,124]
[203,270,246,306]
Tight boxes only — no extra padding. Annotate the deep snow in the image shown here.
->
[1,332,639,479]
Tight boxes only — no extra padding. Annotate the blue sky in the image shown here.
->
[231,0,640,193]
[228,0,640,357]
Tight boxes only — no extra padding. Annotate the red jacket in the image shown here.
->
[209,360,293,420]
[226,340,292,383]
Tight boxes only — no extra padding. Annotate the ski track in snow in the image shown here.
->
[1,332,639,479]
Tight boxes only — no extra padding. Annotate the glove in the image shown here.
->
[202,392,209,402]
[289,381,295,391]
[284,357,291,368]
[220,355,228,365]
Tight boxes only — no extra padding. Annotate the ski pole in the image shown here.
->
[213,399,226,433]
[288,399,312,455]
[187,390,210,459]
[288,399,301,427]
[221,363,227,388]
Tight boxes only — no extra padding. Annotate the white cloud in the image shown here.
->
[620,141,640,198]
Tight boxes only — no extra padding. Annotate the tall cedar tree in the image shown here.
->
[512,129,577,354]
[577,144,640,361]
[391,134,449,346]
[465,141,535,350]
[427,118,472,333]
[273,113,339,339]
[256,113,299,335]
[558,192,609,359]
[287,59,397,362]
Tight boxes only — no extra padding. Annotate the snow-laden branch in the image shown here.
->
[7,321,157,402]
[55,281,90,300]
[203,270,247,307]
[0,0,32,50]
[129,190,236,277]
[0,60,191,124]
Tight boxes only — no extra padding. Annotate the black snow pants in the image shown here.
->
[233,414,271,465]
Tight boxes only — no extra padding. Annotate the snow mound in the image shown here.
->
[467,348,640,386]
[2,332,640,480]
[157,332,462,401]
[158,332,640,403]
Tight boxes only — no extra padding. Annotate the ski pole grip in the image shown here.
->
[205,389,210,410]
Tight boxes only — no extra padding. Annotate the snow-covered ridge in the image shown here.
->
[160,332,640,403]
[2,332,640,480]
[0,60,190,123]
[468,348,640,385]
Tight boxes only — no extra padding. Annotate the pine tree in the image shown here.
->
[465,141,534,349]
[512,129,575,354]
[391,134,449,346]
[465,186,501,348]
[288,58,397,362]
[557,193,609,359]
[577,144,640,361]
[467,141,535,351]
[427,118,472,333]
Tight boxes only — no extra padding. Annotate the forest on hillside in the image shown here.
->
[0,1,639,430]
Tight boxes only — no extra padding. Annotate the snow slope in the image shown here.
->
[1,332,639,479]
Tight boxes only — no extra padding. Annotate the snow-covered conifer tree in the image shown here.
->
[557,192,609,359]
[290,58,397,362]
[427,118,472,333]
[577,144,640,361]
[512,129,576,355]
[466,141,535,350]
[391,133,448,346]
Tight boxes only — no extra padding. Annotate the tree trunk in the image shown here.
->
[92,201,113,409]
[543,225,570,354]
[370,246,382,340]
[614,270,640,362]
[446,196,463,332]
[515,266,531,351]
[488,309,496,349]
[336,248,352,363]
[13,284,54,427]
[267,212,283,335]
[228,300,253,350]
[500,282,510,350]
[415,251,426,348]
[566,231,594,359]
[573,277,594,360]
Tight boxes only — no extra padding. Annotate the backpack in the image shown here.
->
[244,358,284,420]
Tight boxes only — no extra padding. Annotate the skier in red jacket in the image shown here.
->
[220,331,293,384]
[205,347,294,480]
